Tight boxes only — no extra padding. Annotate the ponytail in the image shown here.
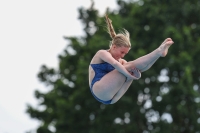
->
[105,14,116,39]
[105,14,131,48]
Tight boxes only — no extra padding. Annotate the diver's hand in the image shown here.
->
[126,72,140,81]
[129,68,141,80]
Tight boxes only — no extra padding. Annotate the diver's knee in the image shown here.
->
[110,99,116,104]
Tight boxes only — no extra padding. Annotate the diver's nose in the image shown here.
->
[121,54,125,58]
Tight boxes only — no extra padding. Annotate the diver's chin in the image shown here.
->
[115,57,120,61]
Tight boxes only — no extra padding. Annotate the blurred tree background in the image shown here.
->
[26,0,200,133]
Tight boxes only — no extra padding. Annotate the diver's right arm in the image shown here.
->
[96,50,136,80]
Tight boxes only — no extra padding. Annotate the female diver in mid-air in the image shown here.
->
[88,15,174,104]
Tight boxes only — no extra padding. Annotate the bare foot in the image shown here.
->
[158,38,174,57]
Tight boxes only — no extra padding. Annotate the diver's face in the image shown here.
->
[111,45,130,60]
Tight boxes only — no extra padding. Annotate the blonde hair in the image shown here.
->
[105,14,131,48]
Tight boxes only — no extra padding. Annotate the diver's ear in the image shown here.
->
[112,44,117,49]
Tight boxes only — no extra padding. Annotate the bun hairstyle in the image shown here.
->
[105,14,131,48]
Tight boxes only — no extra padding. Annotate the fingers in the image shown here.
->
[129,68,141,80]
[131,74,141,80]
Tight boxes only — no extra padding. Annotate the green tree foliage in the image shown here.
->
[26,0,200,133]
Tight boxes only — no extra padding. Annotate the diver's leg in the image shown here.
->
[110,79,133,104]
[126,38,174,72]
[93,65,140,103]
[93,69,128,101]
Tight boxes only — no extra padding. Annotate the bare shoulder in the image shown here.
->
[91,50,108,64]
[96,50,111,58]
[97,49,109,55]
